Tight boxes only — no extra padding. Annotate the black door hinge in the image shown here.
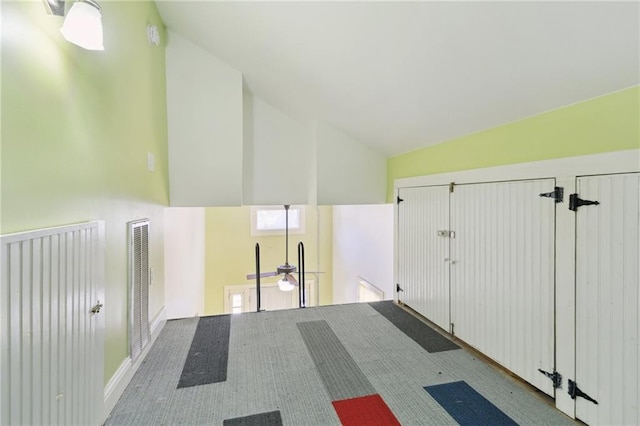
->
[396,283,404,293]
[568,380,598,405]
[538,369,562,389]
[569,194,600,211]
[449,182,455,193]
[539,187,564,203]
[397,195,404,205]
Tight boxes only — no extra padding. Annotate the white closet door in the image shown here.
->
[450,179,556,396]
[397,186,450,331]
[575,173,640,426]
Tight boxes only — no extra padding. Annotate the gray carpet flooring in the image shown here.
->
[106,303,576,425]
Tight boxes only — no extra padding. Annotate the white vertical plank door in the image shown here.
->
[575,173,640,425]
[449,179,556,396]
[397,186,451,331]
[0,222,104,425]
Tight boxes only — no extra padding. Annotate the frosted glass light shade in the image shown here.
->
[277,277,295,292]
[60,0,104,51]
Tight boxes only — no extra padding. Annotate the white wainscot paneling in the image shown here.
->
[394,149,640,419]
[450,179,556,396]
[1,222,105,425]
[397,186,451,331]
[575,173,640,426]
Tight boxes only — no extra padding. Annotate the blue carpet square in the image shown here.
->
[425,381,517,426]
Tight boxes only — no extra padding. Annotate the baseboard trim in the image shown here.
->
[103,356,131,420]
[102,305,167,423]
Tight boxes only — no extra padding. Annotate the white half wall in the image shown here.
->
[243,94,313,205]
[166,30,243,207]
[164,207,205,319]
[332,204,394,304]
[317,123,386,205]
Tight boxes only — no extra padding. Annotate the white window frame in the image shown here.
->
[250,205,306,236]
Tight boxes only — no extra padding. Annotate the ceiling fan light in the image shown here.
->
[277,277,295,292]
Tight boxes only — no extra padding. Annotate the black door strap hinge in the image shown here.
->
[569,194,600,211]
[396,283,404,293]
[539,187,564,203]
[397,195,404,204]
[568,380,598,405]
[538,369,562,389]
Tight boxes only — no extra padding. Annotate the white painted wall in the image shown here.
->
[164,207,205,319]
[332,204,394,304]
[317,123,386,205]
[165,30,243,207]
[243,94,313,205]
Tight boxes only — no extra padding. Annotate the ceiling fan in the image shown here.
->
[246,205,318,292]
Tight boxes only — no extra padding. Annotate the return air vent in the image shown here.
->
[129,219,150,361]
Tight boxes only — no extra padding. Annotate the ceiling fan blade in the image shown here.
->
[246,271,278,280]
[285,273,299,286]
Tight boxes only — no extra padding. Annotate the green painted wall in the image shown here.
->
[204,206,333,315]
[1,1,169,384]
[388,86,640,200]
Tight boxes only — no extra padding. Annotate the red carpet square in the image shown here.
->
[332,394,400,426]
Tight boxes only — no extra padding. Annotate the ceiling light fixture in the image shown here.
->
[60,0,104,51]
[277,276,295,292]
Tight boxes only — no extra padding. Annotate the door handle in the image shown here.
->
[90,301,103,314]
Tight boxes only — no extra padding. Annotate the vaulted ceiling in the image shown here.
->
[156,1,639,157]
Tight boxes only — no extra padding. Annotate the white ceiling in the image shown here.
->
[155,1,639,157]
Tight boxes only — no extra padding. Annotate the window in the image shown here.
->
[230,293,243,314]
[251,205,305,236]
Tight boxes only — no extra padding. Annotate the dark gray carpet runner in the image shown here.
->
[177,315,231,388]
[369,301,460,353]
